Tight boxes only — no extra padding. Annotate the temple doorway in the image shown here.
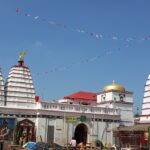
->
[16,119,35,145]
[74,123,88,145]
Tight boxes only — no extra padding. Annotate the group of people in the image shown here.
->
[70,137,105,150]
[69,137,87,150]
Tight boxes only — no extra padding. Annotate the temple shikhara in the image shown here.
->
[140,74,150,123]
[0,51,149,149]
[0,68,4,103]
[5,50,36,105]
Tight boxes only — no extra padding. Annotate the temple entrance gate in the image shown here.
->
[74,123,88,145]
[16,119,35,145]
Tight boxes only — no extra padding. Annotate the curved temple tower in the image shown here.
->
[0,68,5,105]
[140,75,150,123]
[5,50,36,106]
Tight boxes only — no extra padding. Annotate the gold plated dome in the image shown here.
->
[102,81,125,92]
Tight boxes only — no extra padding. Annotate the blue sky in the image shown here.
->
[0,0,150,113]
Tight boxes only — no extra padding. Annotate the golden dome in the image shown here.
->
[102,81,125,92]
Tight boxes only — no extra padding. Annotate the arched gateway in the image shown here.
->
[74,123,88,145]
[16,119,35,145]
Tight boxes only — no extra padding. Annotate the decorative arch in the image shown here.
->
[16,119,35,145]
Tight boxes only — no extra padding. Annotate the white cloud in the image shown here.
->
[34,41,43,47]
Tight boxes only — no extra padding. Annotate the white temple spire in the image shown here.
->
[5,51,36,105]
[0,67,5,105]
[140,74,150,123]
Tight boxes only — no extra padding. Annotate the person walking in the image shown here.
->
[70,137,77,148]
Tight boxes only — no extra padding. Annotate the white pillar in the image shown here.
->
[36,112,40,142]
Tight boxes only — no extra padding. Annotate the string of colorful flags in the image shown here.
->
[15,7,150,77]
[31,48,121,77]
[16,7,150,43]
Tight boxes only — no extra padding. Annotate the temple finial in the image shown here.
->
[19,50,26,60]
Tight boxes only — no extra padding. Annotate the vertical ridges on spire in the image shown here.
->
[140,74,150,123]
[0,68,5,105]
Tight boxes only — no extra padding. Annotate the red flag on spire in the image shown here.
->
[35,96,39,102]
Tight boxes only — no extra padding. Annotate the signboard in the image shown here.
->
[80,115,87,122]
[65,115,90,122]
[65,116,77,122]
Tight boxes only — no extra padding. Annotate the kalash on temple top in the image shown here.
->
[19,50,26,60]
[17,50,26,67]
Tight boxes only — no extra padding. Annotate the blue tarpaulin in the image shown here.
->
[23,141,37,150]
